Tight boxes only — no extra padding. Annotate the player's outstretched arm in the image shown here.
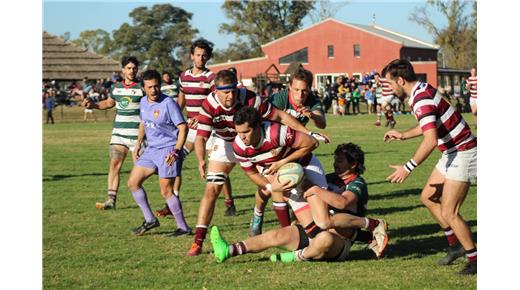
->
[85,97,115,110]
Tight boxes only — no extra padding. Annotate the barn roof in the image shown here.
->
[42,31,120,81]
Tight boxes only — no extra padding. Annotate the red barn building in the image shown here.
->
[208,18,438,91]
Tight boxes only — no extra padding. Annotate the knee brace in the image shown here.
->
[206,171,228,185]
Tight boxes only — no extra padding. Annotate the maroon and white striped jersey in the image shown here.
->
[197,87,274,141]
[409,82,477,153]
[233,121,309,172]
[380,77,394,97]
[178,68,215,119]
[467,76,477,99]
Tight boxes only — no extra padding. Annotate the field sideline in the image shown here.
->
[43,112,477,289]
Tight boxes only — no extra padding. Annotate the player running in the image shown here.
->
[382,59,477,275]
[84,56,143,210]
[186,69,330,256]
[126,70,190,236]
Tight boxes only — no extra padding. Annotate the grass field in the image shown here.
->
[43,110,477,289]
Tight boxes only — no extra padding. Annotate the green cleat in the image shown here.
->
[270,251,297,263]
[210,226,229,263]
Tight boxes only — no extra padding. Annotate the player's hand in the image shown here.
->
[132,143,142,162]
[384,130,404,143]
[198,160,206,179]
[297,106,312,118]
[264,160,285,175]
[303,185,319,199]
[164,150,179,166]
[310,132,331,144]
[271,175,294,193]
[386,164,410,183]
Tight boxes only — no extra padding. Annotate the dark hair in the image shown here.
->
[234,106,261,129]
[121,56,139,68]
[289,68,313,87]
[162,71,171,77]
[334,143,365,174]
[228,67,237,75]
[381,59,416,82]
[142,70,161,85]
[191,38,214,59]
[215,69,237,86]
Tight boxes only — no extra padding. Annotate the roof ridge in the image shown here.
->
[372,24,438,49]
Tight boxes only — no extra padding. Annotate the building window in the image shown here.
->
[279,47,308,64]
[353,44,360,58]
[328,45,334,58]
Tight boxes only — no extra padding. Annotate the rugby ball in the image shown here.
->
[277,163,304,186]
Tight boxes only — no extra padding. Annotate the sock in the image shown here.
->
[273,202,291,227]
[229,241,248,257]
[131,188,155,223]
[107,190,117,202]
[295,249,309,261]
[254,206,264,217]
[443,227,459,247]
[182,146,190,157]
[465,248,477,264]
[364,218,380,232]
[194,226,208,247]
[224,198,234,208]
[353,229,373,244]
[166,195,189,231]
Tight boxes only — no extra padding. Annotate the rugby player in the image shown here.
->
[160,71,179,102]
[466,67,477,123]
[126,70,190,236]
[84,56,143,210]
[382,59,477,275]
[186,70,330,256]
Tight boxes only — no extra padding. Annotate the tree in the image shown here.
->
[308,0,349,24]
[110,4,198,73]
[219,0,315,58]
[71,29,112,55]
[410,0,477,69]
[212,40,257,64]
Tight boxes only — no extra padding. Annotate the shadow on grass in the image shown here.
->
[390,220,477,239]
[43,170,130,182]
[369,188,422,201]
[368,204,423,216]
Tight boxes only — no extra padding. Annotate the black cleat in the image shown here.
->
[169,228,193,237]
[438,244,465,265]
[458,262,477,275]
[132,219,160,236]
[224,205,237,216]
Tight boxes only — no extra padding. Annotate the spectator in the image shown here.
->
[45,89,56,124]
[365,87,375,114]
[352,86,361,115]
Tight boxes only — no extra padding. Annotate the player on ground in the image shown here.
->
[186,70,330,256]
[84,56,143,210]
[155,39,238,218]
[382,59,477,275]
[246,68,327,236]
[126,70,191,236]
[466,67,477,123]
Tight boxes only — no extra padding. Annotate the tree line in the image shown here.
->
[70,0,476,74]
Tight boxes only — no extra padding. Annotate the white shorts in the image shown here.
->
[187,128,215,151]
[84,109,93,113]
[286,154,328,213]
[207,137,238,163]
[382,96,394,107]
[470,97,477,107]
[366,100,374,105]
[110,135,138,152]
[435,147,477,183]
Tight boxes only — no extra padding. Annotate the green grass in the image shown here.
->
[43,111,477,289]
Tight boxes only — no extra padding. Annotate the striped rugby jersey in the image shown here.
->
[232,121,303,172]
[109,81,144,141]
[467,76,477,99]
[197,87,274,141]
[380,77,394,98]
[409,82,476,153]
[178,68,215,119]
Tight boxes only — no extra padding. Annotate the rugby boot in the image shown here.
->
[438,244,465,265]
[132,219,160,236]
[210,226,229,263]
[248,214,264,237]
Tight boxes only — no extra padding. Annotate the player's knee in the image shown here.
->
[441,208,458,222]
[127,177,140,191]
[315,231,334,249]
[314,217,333,230]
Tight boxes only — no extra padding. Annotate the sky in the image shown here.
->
[42,0,471,50]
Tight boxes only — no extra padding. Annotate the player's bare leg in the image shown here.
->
[222,177,237,216]
[187,161,235,256]
[441,179,477,274]
[96,144,128,210]
[420,169,466,266]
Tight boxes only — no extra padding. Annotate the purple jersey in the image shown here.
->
[140,93,186,149]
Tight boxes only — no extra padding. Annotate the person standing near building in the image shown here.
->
[84,56,143,210]
[351,86,361,115]
[365,87,375,114]
[466,67,477,123]
[127,70,191,236]
[45,89,56,124]
[382,59,477,275]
